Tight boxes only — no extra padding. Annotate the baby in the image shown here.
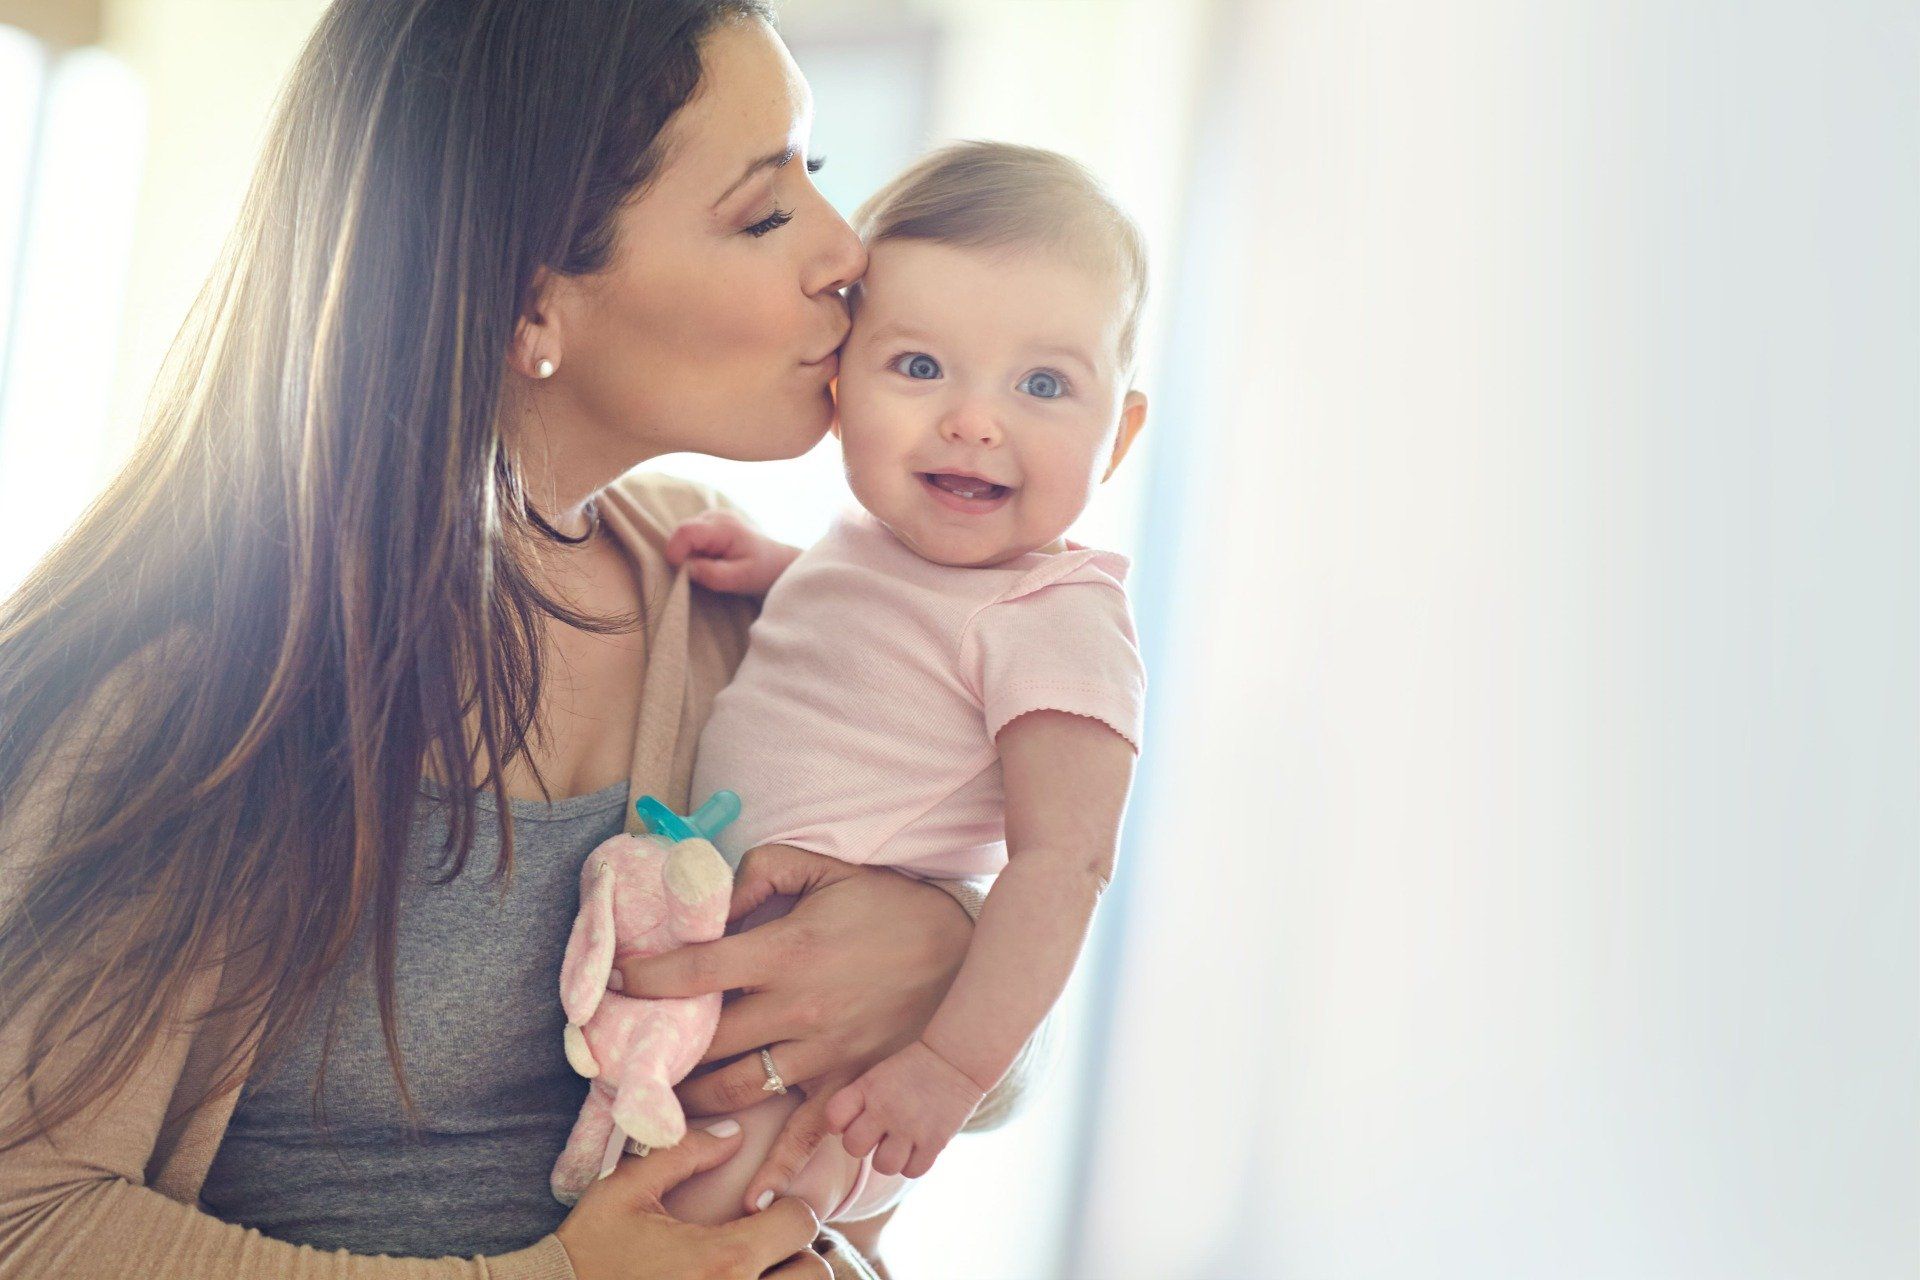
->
[660,141,1150,1228]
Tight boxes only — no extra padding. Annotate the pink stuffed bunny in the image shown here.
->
[549,820,733,1205]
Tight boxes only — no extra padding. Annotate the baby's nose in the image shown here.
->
[940,403,1002,446]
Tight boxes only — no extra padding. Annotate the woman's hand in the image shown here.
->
[553,1123,830,1279]
[615,846,973,1216]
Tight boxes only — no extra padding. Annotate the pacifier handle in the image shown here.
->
[634,790,740,844]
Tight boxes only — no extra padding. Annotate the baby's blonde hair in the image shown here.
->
[851,140,1150,374]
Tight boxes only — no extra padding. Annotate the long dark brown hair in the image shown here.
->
[0,0,769,1151]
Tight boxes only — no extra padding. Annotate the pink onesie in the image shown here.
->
[687,503,1146,1218]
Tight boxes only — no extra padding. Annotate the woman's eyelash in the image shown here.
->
[744,207,794,238]
[742,160,822,236]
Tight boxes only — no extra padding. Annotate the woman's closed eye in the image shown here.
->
[740,157,827,238]
[743,207,793,237]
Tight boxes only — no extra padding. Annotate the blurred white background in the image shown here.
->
[0,1,1914,1277]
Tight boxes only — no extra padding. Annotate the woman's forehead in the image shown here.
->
[655,21,812,198]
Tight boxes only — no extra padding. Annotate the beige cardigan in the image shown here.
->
[0,471,1005,1279]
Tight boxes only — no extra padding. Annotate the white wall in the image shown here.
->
[0,0,326,593]
[100,0,327,445]
[1075,2,1919,1276]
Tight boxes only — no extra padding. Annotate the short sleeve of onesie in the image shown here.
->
[963,562,1146,753]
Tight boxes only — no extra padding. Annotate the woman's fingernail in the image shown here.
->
[754,1188,775,1211]
[704,1119,741,1138]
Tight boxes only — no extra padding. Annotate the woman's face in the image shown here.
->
[527,20,865,476]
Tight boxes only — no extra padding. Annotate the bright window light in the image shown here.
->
[0,47,146,595]
[0,26,48,393]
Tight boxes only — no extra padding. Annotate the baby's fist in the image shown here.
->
[664,510,799,597]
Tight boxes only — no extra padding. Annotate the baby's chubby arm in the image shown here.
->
[665,509,803,597]
[825,709,1137,1179]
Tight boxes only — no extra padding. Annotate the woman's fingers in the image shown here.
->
[615,1123,823,1275]
[712,1196,821,1276]
[702,991,797,1064]
[616,931,768,999]
[765,1243,833,1280]
[728,845,860,924]
[743,1075,848,1216]
[677,1039,822,1118]
[610,1123,746,1209]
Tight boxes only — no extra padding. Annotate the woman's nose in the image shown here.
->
[940,402,1003,448]
[808,202,868,298]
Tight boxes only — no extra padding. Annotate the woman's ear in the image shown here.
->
[1102,390,1148,483]
[509,267,565,380]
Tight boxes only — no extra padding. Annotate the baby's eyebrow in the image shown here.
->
[1030,344,1098,374]
[862,319,940,346]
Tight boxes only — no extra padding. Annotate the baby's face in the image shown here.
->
[832,239,1145,568]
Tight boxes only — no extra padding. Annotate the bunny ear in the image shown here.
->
[560,857,617,1025]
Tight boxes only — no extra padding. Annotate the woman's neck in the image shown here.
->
[507,393,662,537]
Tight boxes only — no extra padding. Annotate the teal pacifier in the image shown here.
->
[633,790,740,844]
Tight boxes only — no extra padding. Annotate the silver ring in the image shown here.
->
[759,1046,788,1094]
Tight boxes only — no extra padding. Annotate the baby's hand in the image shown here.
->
[665,510,800,597]
[824,1038,988,1179]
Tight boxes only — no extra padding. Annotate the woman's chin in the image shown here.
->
[749,401,836,461]
[666,392,834,463]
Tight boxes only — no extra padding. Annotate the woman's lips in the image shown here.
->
[920,472,1013,514]
[801,351,839,378]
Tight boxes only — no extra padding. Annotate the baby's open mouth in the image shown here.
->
[922,473,1011,502]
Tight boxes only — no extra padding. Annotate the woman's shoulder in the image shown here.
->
[599,468,741,543]
[598,469,761,674]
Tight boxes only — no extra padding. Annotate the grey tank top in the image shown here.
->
[199,779,630,1258]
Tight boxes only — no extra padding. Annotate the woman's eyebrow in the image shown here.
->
[711,144,795,209]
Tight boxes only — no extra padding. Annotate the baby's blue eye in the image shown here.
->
[1019,370,1066,399]
[897,353,941,380]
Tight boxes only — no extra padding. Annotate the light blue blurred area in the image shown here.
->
[1070,2,1918,1278]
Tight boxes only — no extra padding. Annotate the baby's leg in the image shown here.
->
[660,1090,865,1225]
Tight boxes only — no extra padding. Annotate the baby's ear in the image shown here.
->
[1103,390,1148,482]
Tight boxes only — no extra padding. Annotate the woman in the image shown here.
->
[0,3,1030,1276]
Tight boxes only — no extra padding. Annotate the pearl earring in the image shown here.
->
[535,358,556,379]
